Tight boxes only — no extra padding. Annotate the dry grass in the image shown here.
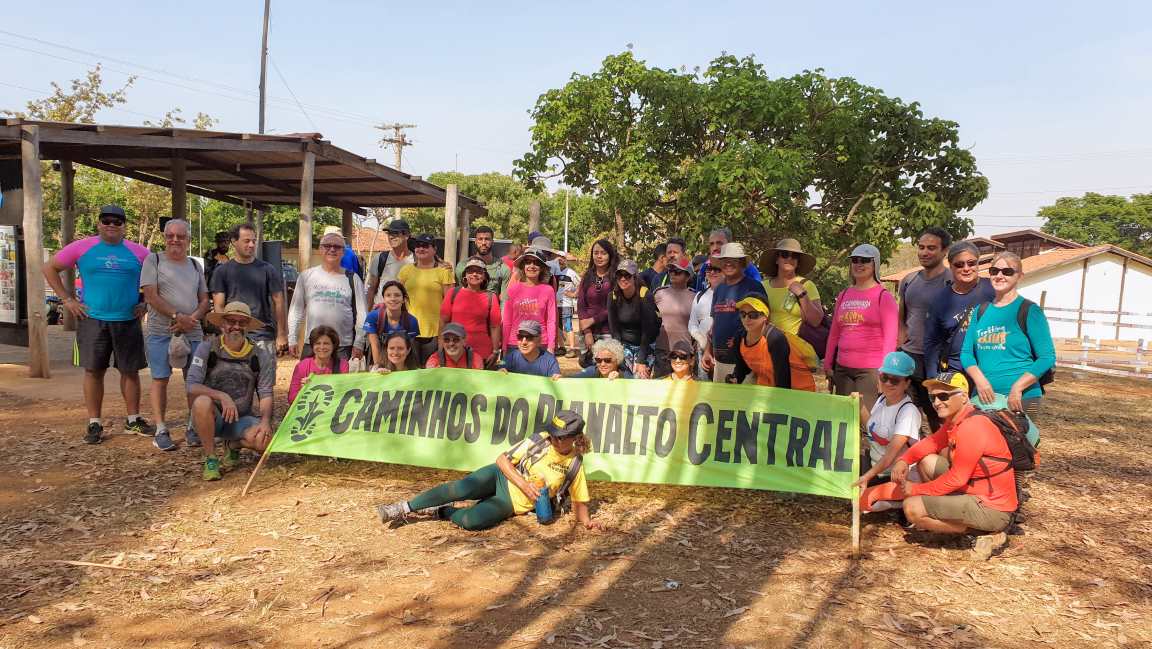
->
[0,364,1150,649]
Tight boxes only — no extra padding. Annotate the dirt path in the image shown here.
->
[1,363,1149,649]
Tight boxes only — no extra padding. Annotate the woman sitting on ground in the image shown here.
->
[731,295,817,390]
[288,326,349,404]
[855,351,923,493]
[664,340,697,382]
[376,411,603,531]
[365,280,421,367]
[574,338,633,379]
[373,330,420,374]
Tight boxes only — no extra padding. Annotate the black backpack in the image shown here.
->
[969,409,1037,475]
[975,299,1054,389]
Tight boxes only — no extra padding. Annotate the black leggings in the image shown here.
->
[407,464,515,531]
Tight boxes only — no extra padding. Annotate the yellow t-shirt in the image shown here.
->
[762,279,821,335]
[505,434,590,515]
[397,264,455,337]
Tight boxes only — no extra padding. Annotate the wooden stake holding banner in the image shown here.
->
[241,443,274,497]
[850,391,862,556]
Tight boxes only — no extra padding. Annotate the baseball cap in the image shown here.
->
[517,320,542,337]
[616,259,639,276]
[548,410,586,438]
[99,205,127,219]
[671,340,695,356]
[441,322,467,340]
[463,257,488,273]
[923,371,970,394]
[411,233,435,246]
[878,351,915,377]
[667,256,694,277]
[734,294,771,316]
[387,219,411,234]
[850,243,882,282]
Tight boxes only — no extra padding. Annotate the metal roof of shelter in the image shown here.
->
[0,118,485,215]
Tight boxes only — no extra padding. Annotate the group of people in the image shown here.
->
[45,206,1054,549]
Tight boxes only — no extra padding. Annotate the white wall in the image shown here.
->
[1020,252,1152,342]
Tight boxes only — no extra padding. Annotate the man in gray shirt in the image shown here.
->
[898,227,952,430]
[140,218,210,451]
[366,218,415,304]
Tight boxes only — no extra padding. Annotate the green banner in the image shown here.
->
[270,369,860,499]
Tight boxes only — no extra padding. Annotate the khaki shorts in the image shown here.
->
[921,495,1012,532]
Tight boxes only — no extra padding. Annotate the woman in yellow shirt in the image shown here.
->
[761,238,824,335]
[397,234,455,363]
[375,411,603,531]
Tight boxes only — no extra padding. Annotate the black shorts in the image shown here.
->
[77,317,147,372]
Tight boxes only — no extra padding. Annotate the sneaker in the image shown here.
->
[125,417,155,436]
[435,505,455,521]
[84,422,104,445]
[221,447,242,468]
[184,424,202,448]
[376,502,411,524]
[971,532,1008,561]
[153,429,177,452]
[202,457,222,481]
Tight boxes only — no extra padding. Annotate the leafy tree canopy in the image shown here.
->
[1040,192,1152,256]
[515,51,988,286]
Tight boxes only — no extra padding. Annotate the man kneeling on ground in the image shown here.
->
[187,302,277,481]
[864,371,1017,559]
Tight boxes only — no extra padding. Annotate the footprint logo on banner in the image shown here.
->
[290,384,335,442]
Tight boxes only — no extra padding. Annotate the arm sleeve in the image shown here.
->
[209,262,226,296]
[688,294,707,349]
[139,253,158,288]
[1025,303,1056,378]
[960,307,981,370]
[288,360,308,404]
[267,263,284,294]
[53,238,90,268]
[126,241,151,262]
[804,280,821,302]
[352,274,368,348]
[185,341,211,391]
[900,427,948,466]
[824,294,843,364]
[489,292,502,330]
[732,341,751,383]
[363,309,379,334]
[879,288,899,354]
[546,354,561,376]
[906,423,989,497]
[439,290,454,326]
[501,286,516,351]
[767,331,793,389]
[406,314,421,338]
[567,465,590,503]
[894,403,922,442]
[286,269,308,346]
[424,354,441,368]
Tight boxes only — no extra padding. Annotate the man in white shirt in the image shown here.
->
[287,232,368,360]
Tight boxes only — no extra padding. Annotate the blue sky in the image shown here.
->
[3,1,1150,236]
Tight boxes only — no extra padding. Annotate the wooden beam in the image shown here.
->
[341,208,354,241]
[20,125,50,378]
[171,154,187,221]
[30,127,309,153]
[298,151,315,269]
[74,158,259,209]
[443,183,459,268]
[60,160,77,332]
[180,151,364,213]
[1116,257,1129,340]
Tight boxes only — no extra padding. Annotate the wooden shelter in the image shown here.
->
[0,118,485,378]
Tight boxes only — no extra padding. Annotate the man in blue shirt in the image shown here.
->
[501,320,561,378]
[702,242,766,382]
[694,227,762,292]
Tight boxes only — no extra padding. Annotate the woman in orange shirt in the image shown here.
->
[731,295,817,391]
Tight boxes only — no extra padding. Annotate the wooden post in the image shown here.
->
[298,152,316,269]
[254,206,264,260]
[850,391,861,557]
[458,207,471,263]
[170,154,187,222]
[1076,258,1089,339]
[443,184,459,268]
[21,125,49,378]
[1116,257,1129,340]
[60,159,77,332]
[528,200,541,240]
[341,208,354,240]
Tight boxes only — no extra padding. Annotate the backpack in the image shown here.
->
[975,299,1055,389]
[969,409,1038,475]
[435,346,474,369]
[374,250,390,278]
[505,432,583,513]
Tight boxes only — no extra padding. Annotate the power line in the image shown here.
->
[269,56,317,132]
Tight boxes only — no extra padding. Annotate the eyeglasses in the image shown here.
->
[669,353,692,361]
[517,333,537,341]
[100,217,125,226]
[594,356,615,365]
[738,311,765,320]
[222,318,248,328]
[777,251,796,259]
[988,266,1017,277]
[320,244,343,251]
[442,335,462,344]
[952,259,980,269]
[706,266,723,274]
[878,373,905,385]
[849,256,874,265]
[931,391,963,402]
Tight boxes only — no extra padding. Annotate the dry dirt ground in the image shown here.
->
[1,345,1150,649]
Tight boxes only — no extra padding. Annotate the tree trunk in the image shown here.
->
[614,208,625,252]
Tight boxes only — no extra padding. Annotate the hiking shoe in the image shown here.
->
[202,457,222,481]
[221,447,242,468]
[84,422,104,445]
[376,502,411,524]
[435,505,456,521]
[125,417,155,436]
[153,429,177,452]
[184,423,202,448]
[971,532,1008,561]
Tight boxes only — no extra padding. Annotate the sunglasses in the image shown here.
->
[615,273,633,280]
[669,353,692,361]
[988,266,1017,277]
[878,373,905,385]
[100,217,125,226]
[522,259,542,267]
[320,244,343,251]
[706,267,723,274]
[952,259,980,269]
[931,391,963,402]
[777,251,796,259]
[594,356,615,365]
[850,256,874,265]
[517,333,537,341]
[387,230,407,237]
[738,311,765,320]
[442,335,462,343]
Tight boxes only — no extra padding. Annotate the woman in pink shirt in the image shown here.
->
[825,244,898,410]
[502,247,557,354]
[288,326,350,404]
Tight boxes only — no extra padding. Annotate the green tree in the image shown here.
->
[1040,193,1152,256]
[516,51,988,294]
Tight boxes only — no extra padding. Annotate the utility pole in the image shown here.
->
[376,123,416,170]
[258,0,271,134]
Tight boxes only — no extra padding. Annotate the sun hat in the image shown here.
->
[463,257,489,274]
[206,301,264,332]
[712,242,749,261]
[849,243,882,282]
[923,371,969,394]
[548,410,586,438]
[517,320,543,337]
[516,247,548,267]
[878,351,916,377]
[734,294,771,316]
[441,322,467,340]
[762,238,816,277]
[529,235,562,257]
[616,259,639,276]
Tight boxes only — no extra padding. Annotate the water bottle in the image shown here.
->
[533,478,553,524]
